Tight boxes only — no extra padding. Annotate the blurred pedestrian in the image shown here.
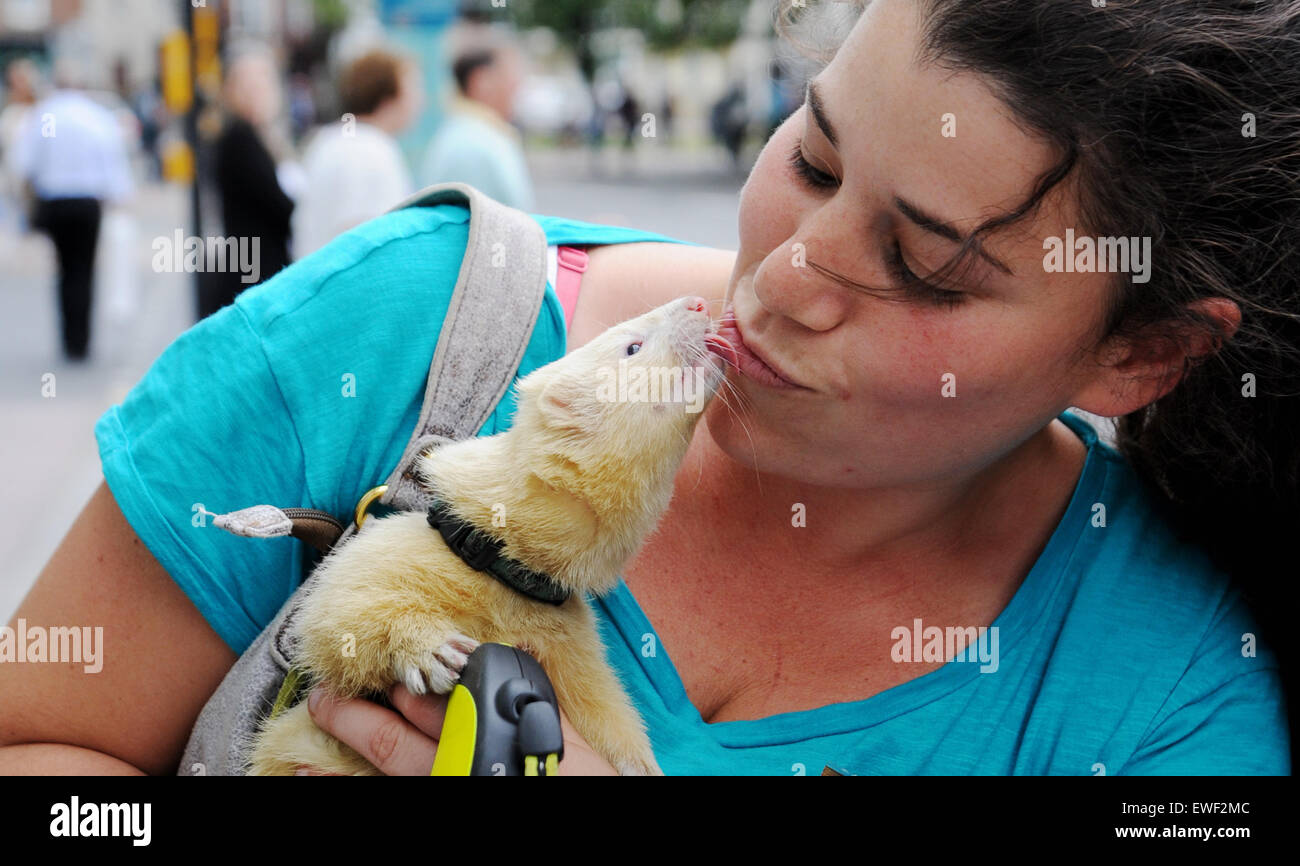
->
[419,25,533,209]
[205,47,294,317]
[616,77,641,151]
[115,58,166,182]
[1,58,41,232]
[710,81,749,170]
[10,58,133,361]
[659,90,676,143]
[765,59,802,142]
[292,49,420,257]
[287,72,316,144]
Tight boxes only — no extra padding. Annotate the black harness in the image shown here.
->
[426,498,571,606]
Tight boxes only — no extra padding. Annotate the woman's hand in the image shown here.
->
[297,683,619,776]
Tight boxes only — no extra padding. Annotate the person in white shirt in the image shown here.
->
[419,25,534,210]
[11,60,133,360]
[292,49,422,257]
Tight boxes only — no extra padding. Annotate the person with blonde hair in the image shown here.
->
[207,47,294,317]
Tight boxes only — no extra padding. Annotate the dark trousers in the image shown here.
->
[32,197,103,359]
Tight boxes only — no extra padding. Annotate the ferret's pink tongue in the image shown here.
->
[705,334,739,369]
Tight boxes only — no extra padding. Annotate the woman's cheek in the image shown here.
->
[737,129,806,258]
[849,308,954,407]
[858,327,1013,433]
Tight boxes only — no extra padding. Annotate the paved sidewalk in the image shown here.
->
[0,183,194,620]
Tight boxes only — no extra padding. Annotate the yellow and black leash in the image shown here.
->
[431,642,564,776]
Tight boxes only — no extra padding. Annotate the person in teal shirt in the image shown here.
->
[94,201,1288,775]
[9,0,1294,776]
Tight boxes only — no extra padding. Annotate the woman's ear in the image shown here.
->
[1182,296,1242,357]
[1072,297,1241,417]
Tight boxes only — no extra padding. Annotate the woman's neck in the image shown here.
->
[679,413,1085,596]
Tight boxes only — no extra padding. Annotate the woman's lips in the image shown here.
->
[713,308,809,390]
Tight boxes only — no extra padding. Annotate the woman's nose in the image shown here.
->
[754,237,852,332]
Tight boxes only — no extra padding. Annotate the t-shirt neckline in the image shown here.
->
[597,409,1108,747]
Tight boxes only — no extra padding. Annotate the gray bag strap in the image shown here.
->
[203,180,549,553]
[178,182,551,775]
[363,181,549,528]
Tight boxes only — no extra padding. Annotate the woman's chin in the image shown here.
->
[700,395,767,463]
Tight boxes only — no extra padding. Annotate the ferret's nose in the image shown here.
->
[684,296,707,313]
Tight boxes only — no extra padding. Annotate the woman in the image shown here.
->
[205,48,295,318]
[0,0,1292,774]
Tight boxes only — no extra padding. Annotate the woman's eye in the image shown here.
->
[886,240,966,310]
[626,341,643,356]
[787,139,838,190]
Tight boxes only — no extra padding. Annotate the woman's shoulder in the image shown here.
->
[1034,431,1288,772]
[241,200,736,348]
[1035,416,1276,680]
[240,203,473,326]
[1060,439,1282,691]
[567,239,735,348]
[1066,436,1260,641]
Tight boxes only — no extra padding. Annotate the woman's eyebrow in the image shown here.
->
[809,78,1015,278]
[894,196,1015,276]
[807,79,838,148]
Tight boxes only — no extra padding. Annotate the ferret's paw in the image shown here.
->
[612,744,663,777]
[615,757,664,777]
[394,633,480,695]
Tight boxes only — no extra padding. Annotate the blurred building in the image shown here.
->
[0,0,178,90]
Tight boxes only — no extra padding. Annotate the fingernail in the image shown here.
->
[307,686,325,712]
[295,768,310,776]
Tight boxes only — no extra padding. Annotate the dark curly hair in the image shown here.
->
[777,0,1300,751]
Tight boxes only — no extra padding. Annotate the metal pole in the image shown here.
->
[182,0,204,319]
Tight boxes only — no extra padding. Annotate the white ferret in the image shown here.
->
[247,295,738,775]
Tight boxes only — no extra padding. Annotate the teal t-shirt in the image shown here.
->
[95,203,1290,776]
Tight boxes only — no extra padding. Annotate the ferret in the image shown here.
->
[246,295,739,775]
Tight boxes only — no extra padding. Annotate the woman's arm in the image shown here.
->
[0,481,237,775]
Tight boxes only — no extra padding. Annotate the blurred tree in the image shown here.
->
[505,0,748,79]
[312,0,350,31]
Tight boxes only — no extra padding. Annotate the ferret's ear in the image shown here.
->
[539,378,592,432]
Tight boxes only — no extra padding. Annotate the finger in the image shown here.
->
[307,686,438,776]
[553,705,618,776]
[293,765,343,776]
[388,683,450,739]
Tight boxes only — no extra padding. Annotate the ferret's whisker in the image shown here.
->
[710,371,763,496]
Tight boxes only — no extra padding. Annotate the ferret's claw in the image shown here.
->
[431,639,474,680]
[401,664,429,696]
[394,633,481,696]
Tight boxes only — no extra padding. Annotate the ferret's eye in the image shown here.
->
[626,341,643,356]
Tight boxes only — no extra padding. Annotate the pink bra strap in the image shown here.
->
[554,245,589,330]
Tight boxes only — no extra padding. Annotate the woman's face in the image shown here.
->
[227,55,281,126]
[711,0,1118,489]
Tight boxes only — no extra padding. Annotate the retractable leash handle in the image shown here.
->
[431,642,565,776]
